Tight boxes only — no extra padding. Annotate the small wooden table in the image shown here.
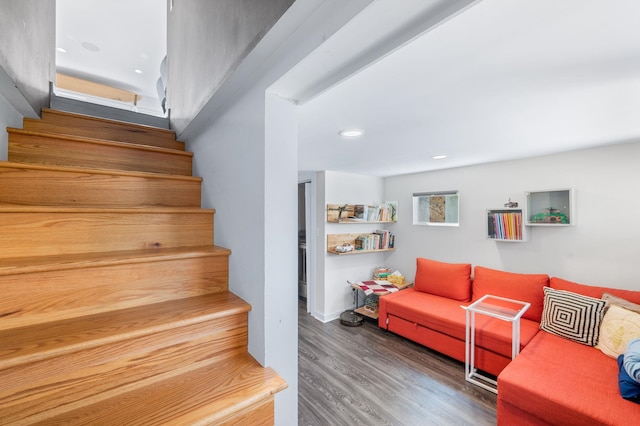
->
[351,280,413,319]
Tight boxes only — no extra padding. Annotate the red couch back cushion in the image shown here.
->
[472,266,549,322]
[414,258,472,302]
[550,277,640,304]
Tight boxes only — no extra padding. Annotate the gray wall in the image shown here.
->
[312,142,640,320]
[382,141,640,292]
[0,0,55,116]
[166,0,294,134]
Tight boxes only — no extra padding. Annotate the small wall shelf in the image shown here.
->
[525,189,575,226]
[327,233,395,255]
[487,209,527,242]
[327,202,397,223]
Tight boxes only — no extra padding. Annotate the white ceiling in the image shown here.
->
[55,0,166,116]
[292,0,640,176]
[53,0,640,177]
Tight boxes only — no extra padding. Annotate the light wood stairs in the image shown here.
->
[0,108,286,425]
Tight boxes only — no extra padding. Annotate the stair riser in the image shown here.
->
[0,211,213,259]
[23,120,184,151]
[0,165,201,208]
[8,132,192,176]
[217,397,275,426]
[0,255,229,331]
[0,315,248,424]
[33,110,182,150]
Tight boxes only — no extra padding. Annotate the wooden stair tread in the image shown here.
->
[0,292,249,369]
[0,161,202,182]
[40,108,177,138]
[7,128,193,157]
[37,352,287,425]
[0,245,230,276]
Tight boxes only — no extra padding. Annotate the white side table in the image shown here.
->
[464,294,530,393]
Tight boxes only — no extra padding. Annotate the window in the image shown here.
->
[413,191,459,226]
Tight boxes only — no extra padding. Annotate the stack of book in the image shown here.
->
[373,267,393,280]
[355,230,395,251]
[488,210,523,240]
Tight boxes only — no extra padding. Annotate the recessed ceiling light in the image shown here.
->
[56,47,67,53]
[134,69,143,74]
[339,129,364,138]
[432,155,447,160]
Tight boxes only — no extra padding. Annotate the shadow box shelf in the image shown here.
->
[487,209,527,242]
[525,189,575,226]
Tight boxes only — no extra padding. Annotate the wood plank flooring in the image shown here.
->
[298,301,497,425]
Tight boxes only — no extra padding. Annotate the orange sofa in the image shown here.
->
[378,258,549,376]
[497,278,640,425]
[378,258,640,424]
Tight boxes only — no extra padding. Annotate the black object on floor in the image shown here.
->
[340,309,363,326]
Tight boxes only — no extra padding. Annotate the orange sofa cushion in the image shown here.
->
[414,257,472,301]
[498,330,640,425]
[381,288,539,358]
[472,266,549,322]
[551,277,640,304]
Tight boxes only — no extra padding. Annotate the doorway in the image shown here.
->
[298,182,307,307]
[298,177,314,314]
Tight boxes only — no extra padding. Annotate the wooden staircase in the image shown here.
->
[0,109,286,425]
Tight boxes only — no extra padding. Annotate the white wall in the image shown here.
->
[0,92,23,160]
[188,82,300,424]
[179,2,375,424]
[383,142,640,290]
[317,171,388,321]
[264,93,298,420]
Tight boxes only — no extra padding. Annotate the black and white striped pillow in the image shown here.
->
[540,287,607,346]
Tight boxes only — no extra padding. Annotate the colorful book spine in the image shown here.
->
[489,210,523,240]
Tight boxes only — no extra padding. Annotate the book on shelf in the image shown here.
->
[385,201,398,222]
[327,201,398,222]
[354,231,395,251]
[488,210,523,240]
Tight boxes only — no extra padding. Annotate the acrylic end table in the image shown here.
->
[463,294,530,393]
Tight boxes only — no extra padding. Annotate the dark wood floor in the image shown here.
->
[298,300,497,425]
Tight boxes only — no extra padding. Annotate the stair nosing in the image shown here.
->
[175,365,288,425]
[0,292,250,370]
[0,161,202,183]
[0,245,231,276]
[0,206,214,214]
[8,128,193,157]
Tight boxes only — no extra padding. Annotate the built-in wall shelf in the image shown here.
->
[487,209,527,242]
[525,189,575,226]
